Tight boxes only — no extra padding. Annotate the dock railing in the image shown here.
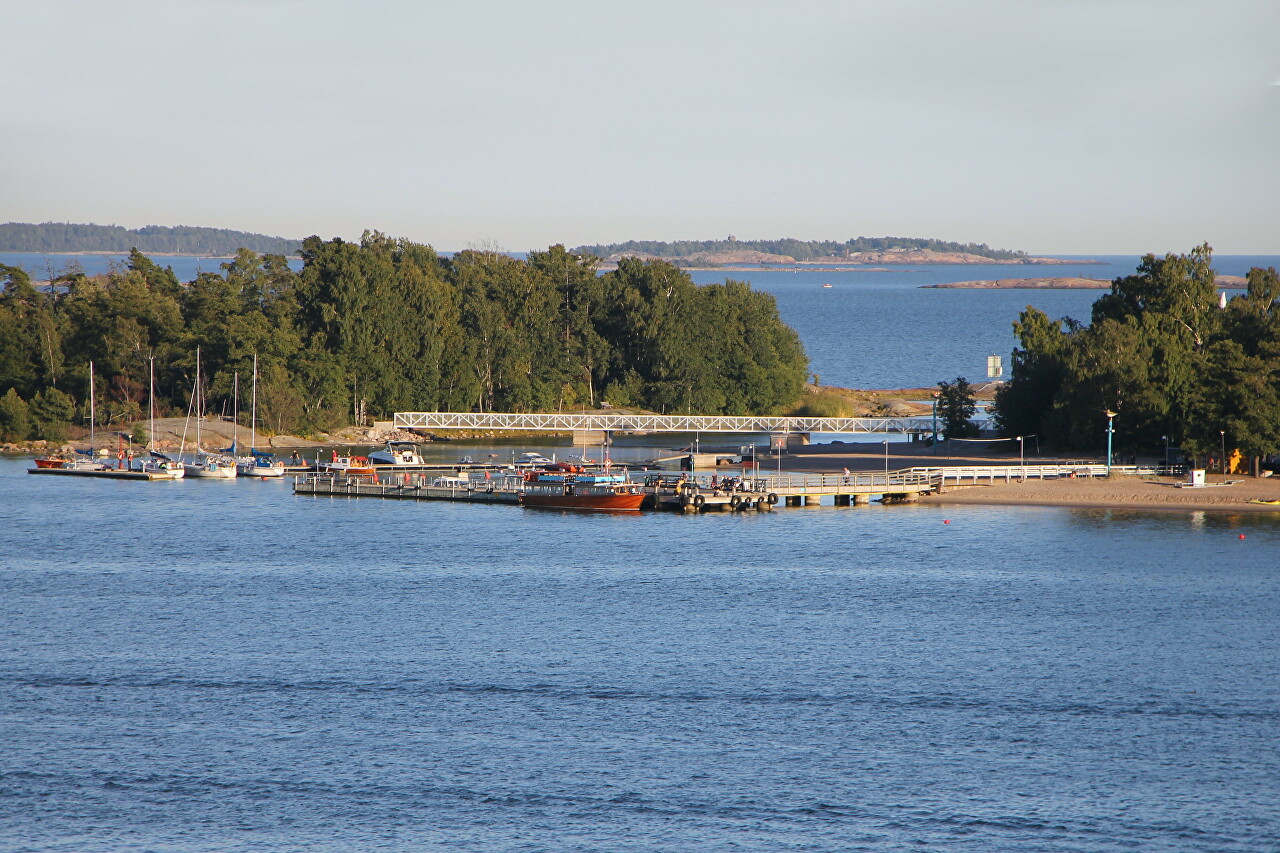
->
[682,463,1186,495]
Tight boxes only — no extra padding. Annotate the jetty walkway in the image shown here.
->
[293,462,1171,512]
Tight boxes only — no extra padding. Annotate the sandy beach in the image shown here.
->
[781,442,1280,513]
[918,476,1280,514]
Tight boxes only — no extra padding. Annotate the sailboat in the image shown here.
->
[237,354,285,477]
[181,347,237,479]
[61,362,106,471]
[131,356,184,479]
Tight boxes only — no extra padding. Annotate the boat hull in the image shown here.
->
[522,493,645,512]
[184,463,238,479]
[238,461,286,478]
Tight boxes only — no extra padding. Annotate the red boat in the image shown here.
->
[32,456,68,469]
[522,472,645,512]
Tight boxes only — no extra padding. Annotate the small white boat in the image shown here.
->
[185,452,238,479]
[369,441,425,466]
[518,452,553,466]
[237,453,286,478]
[132,451,185,480]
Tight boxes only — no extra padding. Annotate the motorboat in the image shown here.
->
[321,453,375,476]
[369,441,425,466]
[518,451,553,466]
[521,472,645,512]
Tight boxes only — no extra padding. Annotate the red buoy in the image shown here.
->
[1239,533,1246,540]
[944,519,950,524]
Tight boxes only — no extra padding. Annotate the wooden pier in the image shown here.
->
[27,466,171,481]
[292,462,1165,513]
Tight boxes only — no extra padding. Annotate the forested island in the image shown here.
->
[0,234,808,443]
[0,222,301,256]
[573,236,1080,267]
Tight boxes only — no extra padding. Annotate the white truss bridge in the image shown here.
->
[393,411,988,434]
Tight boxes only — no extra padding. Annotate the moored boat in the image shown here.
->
[321,453,376,476]
[185,452,238,479]
[369,441,425,466]
[133,450,185,480]
[521,472,645,512]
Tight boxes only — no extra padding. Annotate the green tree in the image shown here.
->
[29,387,76,441]
[0,388,32,441]
[937,376,977,439]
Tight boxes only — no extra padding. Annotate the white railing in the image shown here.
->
[394,411,991,435]
[683,463,1184,493]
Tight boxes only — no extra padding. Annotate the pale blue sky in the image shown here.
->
[4,0,1278,254]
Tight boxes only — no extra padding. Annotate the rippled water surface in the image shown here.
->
[2,459,1278,851]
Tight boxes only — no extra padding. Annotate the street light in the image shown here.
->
[1017,435,1024,469]
[1220,429,1226,475]
[1162,434,1169,471]
[1104,410,1117,475]
[931,392,940,455]
[883,439,890,481]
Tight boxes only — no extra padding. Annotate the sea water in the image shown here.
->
[2,458,1278,852]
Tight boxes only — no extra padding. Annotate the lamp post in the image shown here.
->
[1220,429,1226,475]
[931,392,940,455]
[1104,410,1116,475]
[1017,435,1024,469]
[1162,434,1169,470]
[883,439,890,482]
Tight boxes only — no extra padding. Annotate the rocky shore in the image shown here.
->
[924,274,1249,289]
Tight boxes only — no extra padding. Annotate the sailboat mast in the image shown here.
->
[233,370,239,456]
[148,356,155,451]
[88,360,95,457]
[195,346,202,451]
[250,353,258,454]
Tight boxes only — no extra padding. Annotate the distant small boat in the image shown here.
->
[822,283,833,288]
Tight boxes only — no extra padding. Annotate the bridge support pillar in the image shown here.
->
[802,495,819,506]
[785,496,802,507]
[834,494,851,507]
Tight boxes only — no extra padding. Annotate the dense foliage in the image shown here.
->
[937,377,978,439]
[0,222,301,255]
[0,234,808,441]
[573,236,1028,261]
[992,245,1280,466]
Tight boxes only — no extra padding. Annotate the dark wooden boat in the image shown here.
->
[522,472,645,512]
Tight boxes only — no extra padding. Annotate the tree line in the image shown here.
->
[0,233,809,442]
[0,222,301,256]
[574,236,1028,261]
[993,245,1280,468]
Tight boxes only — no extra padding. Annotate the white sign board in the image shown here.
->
[987,355,1003,378]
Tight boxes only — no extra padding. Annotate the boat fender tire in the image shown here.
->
[693,494,705,507]
[680,495,692,507]
[767,493,779,505]
[729,495,741,508]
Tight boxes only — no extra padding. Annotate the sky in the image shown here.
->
[4,0,1279,255]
